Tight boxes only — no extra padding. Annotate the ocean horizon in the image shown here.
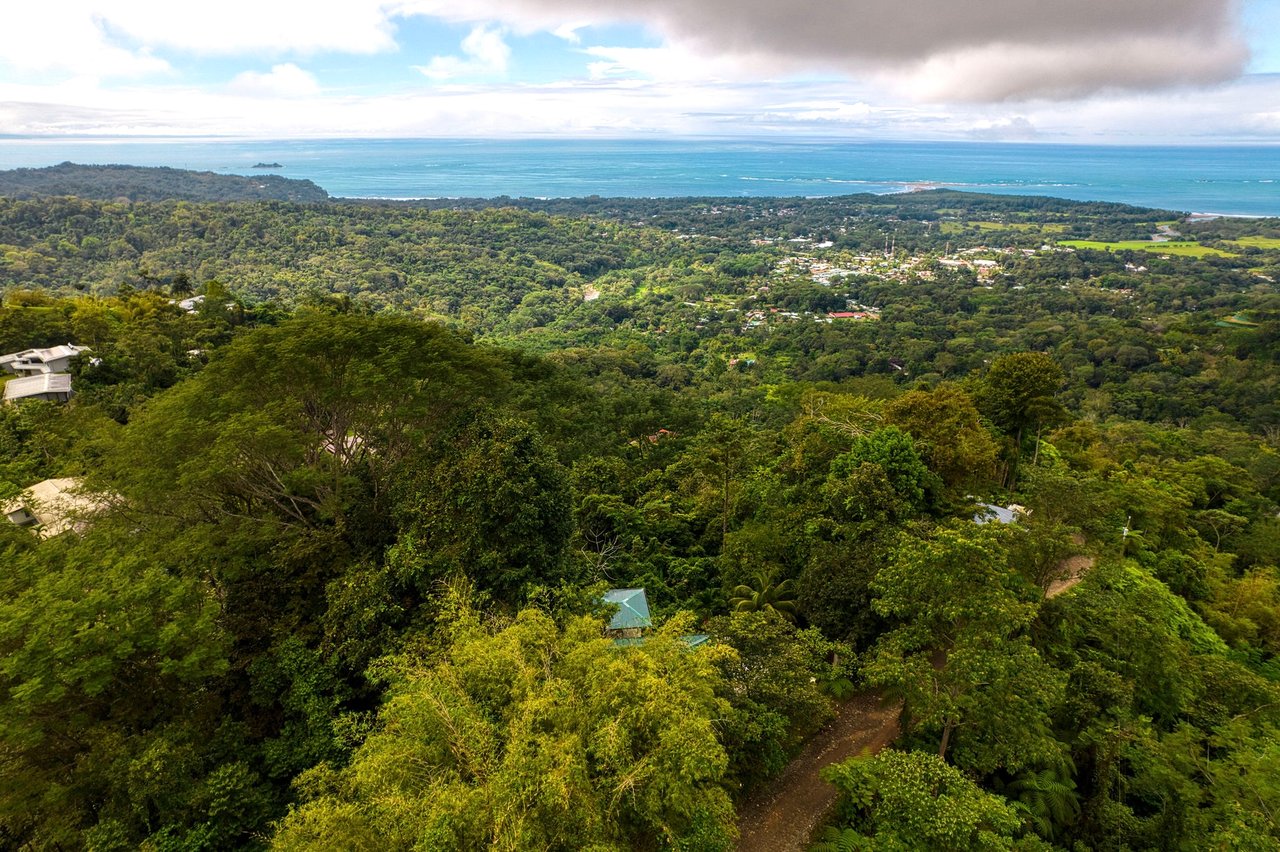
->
[0,137,1277,216]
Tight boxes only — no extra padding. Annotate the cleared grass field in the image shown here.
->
[1058,239,1235,258]
[1227,236,1280,250]
[941,221,1067,234]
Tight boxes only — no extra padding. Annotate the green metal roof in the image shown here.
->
[603,588,652,631]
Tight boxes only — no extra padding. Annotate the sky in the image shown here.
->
[0,0,1277,142]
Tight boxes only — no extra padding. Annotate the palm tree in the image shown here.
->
[729,572,799,622]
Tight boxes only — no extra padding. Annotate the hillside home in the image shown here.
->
[3,372,73,404]
[2,477,102,538]
[601,588,709,649]
[0,344,89,376]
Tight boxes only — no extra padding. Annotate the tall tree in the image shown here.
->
[974,352,1066,487]
[885,384,999,494]
[866,523,1064,774]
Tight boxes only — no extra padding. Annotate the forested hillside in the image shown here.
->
[0,192,1277,850]
[0,163,329,203]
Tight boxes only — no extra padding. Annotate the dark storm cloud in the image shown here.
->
[451,0,1249,99]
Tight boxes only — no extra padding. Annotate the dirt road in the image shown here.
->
[1047,554,1095,598]
[734,550,1093,850]
[735,691,902,851]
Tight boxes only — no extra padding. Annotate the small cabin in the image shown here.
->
[601,588,710,649]
[603,588,652,643]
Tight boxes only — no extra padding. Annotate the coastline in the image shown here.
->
[1,138,1277,217]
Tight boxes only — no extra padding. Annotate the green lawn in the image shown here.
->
[941,221,1067,235]
[1227,236,1280,250]
[1058,240,1235,258]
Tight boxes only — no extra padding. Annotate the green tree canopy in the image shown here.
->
[390,412,577,603]
[821,749,1025,851]
[867,523,1064,774]
[273,608,738,851]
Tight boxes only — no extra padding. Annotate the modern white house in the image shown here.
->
[3,372,73,404]
[2,477,103,538]
[0,344,89,376]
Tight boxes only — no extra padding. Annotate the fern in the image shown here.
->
[809,825,871,852]
[1008,765,1080,840]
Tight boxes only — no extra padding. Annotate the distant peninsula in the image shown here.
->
[252,162,283,169]
[0,162,329,203]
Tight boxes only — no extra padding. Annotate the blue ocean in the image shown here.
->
[0,137,1277,216]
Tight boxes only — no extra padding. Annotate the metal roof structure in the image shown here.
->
[973,503,1017,525]
[2,477,103,537]
[3,372,72,402]
[0,344,88,374]
[603,588,653,631]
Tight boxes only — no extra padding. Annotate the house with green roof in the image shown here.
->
[603,588,652,642]
[602,588,709,649]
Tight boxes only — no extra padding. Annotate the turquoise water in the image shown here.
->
[0,138,1277,215]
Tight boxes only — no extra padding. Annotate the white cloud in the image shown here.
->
[764,100,875,123]
[415,25,511,80]
[551,22,587,43]
[83,0,397,55]
[5,71,1280,143]
[583,46,737,82]
[0,1,396,80]
[0,4,170,78]
[229,64,321,98]
[968,116,1039,141]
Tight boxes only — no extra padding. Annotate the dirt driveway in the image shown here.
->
[735,691,902,851]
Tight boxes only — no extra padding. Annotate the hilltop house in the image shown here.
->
[2,477,103,538]
[0,343,87,405]
[0,344,89,376]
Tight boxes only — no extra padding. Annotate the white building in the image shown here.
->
[0,344,89,376]
[3,373,73,404]
[2,477,102,538]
